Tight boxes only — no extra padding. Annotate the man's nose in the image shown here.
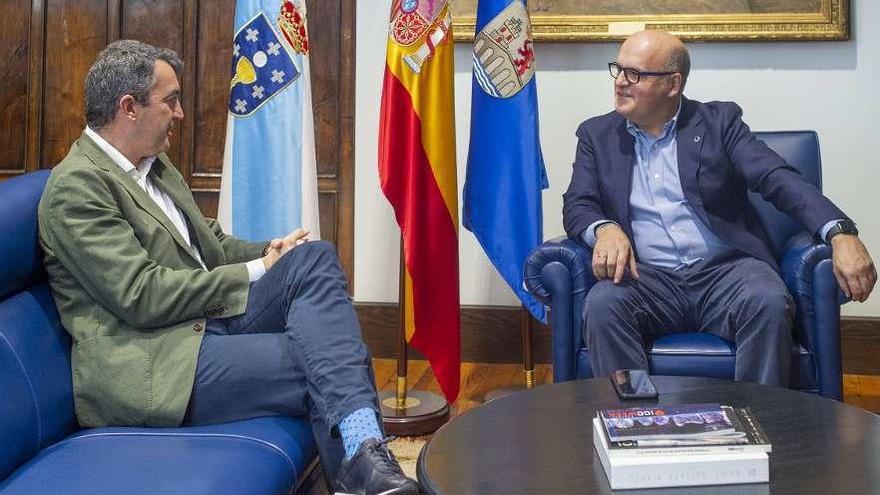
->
[174,100,184,120]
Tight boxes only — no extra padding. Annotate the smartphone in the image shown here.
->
[609,369,659,400]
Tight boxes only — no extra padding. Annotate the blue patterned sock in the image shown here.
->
[338,407,383,460]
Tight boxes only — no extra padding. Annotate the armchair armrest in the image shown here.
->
[524,236,597,381]
[780,231,846,400]
[524,236,595,303]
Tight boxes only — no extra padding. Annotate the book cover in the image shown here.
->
[592,417,770,489]
[605,407,772,456]
[600,403,743,442]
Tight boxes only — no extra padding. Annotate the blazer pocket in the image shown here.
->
[72,336,149,426]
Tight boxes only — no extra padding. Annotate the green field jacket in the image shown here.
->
[38,133,265,427]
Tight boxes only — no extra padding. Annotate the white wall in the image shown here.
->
[355,0,880,317]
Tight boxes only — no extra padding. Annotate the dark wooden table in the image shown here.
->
[417,376,880,494]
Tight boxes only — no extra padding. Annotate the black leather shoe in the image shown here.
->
[335,437,419,495]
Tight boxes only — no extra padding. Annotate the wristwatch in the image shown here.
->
[825,219,858,243]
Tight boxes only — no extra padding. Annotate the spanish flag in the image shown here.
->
[378,0,460,402]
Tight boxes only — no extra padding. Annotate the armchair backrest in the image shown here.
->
[0,171,76,480]
[749,131,822,259]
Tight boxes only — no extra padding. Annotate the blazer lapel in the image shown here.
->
[611,120,635,233]
[78,134,202,264]
[675,98,711,226]
[150,156,220,268]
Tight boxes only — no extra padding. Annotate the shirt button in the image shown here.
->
[193,323,203,332]
[654,173,660,179]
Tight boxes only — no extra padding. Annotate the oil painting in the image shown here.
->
[450,0,848,42]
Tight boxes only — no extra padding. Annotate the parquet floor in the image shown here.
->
[373,359,880,417]
[842,374,880,413]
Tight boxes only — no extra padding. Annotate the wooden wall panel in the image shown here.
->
[192,191,219,224]
[120,0,184,51]
[306,0,340,178]
[319,191,337,250]
[193,0,235,180]
[120,0,186,167]
[0,0,355,282]
[359,303,880,377]
[24,0,47,175]
[42,0,107,168]
[358,303,553,364]
[336,0,356,286]
[0,0,31,174]
[841,318,880,375]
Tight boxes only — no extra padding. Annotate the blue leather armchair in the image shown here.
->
[0,171,323,494]
[525,131,845,400]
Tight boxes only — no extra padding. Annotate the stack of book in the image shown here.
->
[592,403,771,490]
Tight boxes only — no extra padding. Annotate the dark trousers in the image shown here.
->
[183,241,380,479]
[583,254,794,386]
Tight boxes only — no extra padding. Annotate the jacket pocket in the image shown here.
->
[71,336,149,427]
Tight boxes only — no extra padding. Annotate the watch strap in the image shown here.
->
[825,219,858,243]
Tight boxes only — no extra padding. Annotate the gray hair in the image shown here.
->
[665,44,691,89]
[85,40,183,130]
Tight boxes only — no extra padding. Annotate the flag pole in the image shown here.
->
[394,246,408,409]
[379,236,450,436]
[483,306,536,402]
[522,308,536,389]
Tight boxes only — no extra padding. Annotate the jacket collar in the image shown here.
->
[76,132,206,266]
[674,97,710,224]
[676,96,703,132]
[610,118,635,234]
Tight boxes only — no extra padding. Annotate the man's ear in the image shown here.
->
[118,94,138,121]
[667,73,683,97]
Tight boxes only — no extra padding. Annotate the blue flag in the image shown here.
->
[219,0,320,241]
[463,0,549,322]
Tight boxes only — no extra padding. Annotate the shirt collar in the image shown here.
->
[626,98,683,142]
[85,126,156,177]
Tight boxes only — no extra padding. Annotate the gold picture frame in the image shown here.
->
[451,0,849,42]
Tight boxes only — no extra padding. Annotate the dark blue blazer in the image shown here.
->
[562,97,847,270]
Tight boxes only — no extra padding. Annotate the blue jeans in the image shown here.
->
[184,241,380,478]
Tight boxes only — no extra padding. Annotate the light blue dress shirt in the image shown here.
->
[581,103,839,269]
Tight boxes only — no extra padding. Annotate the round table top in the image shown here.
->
[417,376,880,495]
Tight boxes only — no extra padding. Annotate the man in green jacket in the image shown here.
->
[38,39,418,495]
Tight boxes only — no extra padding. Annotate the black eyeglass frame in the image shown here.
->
[608,62,679,84]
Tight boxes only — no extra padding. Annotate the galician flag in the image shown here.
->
[379,0,461,402]
[219,0,320,241]
[464,0,549,321]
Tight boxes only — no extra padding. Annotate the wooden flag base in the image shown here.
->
[380,389,449,436]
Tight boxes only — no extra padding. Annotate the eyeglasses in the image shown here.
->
[608,62,678,84]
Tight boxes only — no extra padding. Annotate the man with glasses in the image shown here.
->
[562,30,875,386]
